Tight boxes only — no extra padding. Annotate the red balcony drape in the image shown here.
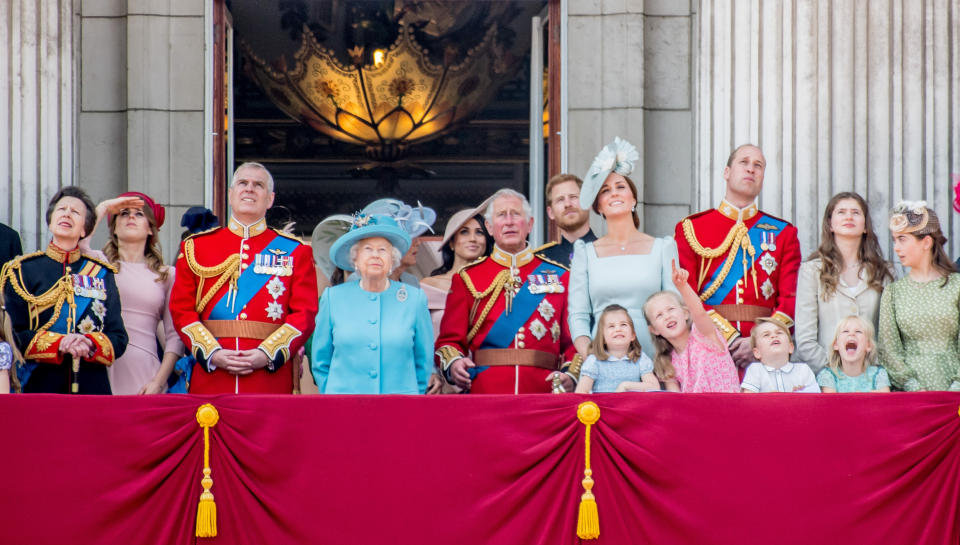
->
[3,392,959,544]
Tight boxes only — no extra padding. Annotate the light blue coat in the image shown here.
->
[311,280,432,394]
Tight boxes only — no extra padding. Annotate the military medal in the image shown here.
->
[759,232,777,252]
[529,319,547,340]
[72,275,106,300]
[761,279,775,300]
[257,251,294,276]
[527,274,543,294]
[546,273,564,293]
[759,253,778,275]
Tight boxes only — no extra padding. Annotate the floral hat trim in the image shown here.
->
[889,200,929,233]
[580,137,640,210]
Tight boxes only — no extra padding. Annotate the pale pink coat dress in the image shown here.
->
[89,250,184,394]
[670,323,740,393]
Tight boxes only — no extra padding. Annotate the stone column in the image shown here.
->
[697,0,960,257]
[78,0,205,259]
[0,0,76,251]
[566,0,695,237]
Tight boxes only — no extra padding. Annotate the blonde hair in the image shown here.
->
[827,315,877,372]
[641,291,684,381]
[589,304,644,362]
[749,317,794,351]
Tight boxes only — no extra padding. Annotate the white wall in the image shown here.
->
[697,0,960,260]
[0,0,76,251]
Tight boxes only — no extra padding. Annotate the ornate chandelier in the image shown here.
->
[243,23,521,163]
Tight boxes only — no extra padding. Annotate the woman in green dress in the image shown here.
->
[878,202,960,391]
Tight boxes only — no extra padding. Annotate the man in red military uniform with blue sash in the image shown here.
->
[674,144,801,368]
[436,189,579,394]
[170,162,318,393]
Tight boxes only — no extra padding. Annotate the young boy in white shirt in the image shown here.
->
[741,318,820,393]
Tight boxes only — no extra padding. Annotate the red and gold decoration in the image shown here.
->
[195,403,220,538]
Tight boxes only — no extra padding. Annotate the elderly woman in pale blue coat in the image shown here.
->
[311,214,432,394]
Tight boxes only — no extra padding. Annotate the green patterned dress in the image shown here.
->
[878,273,960,391]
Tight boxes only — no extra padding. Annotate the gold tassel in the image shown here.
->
[195,404,220,538]
[576,401,601,540]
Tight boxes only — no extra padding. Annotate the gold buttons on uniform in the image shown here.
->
[737,298,744,304]
[241,253,249,259]
[242,244,250,250]
[241,263,248,269]
[239,313,247,319]
[518,342,525,348]
[517,334,525,340]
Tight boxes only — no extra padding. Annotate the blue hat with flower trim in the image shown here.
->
[361,198,437,237]
[579,137,640,209]
[329,214,412,272]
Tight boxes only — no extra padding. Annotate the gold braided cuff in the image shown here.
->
[435,345,464,371]
[770,311,795,329]
[86,331,115,365]
[706,309,740,344]
[182,321,222,363]
[24,330,63,361]
[258,323,302,363]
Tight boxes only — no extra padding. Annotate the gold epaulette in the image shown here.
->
[461,255,487,271]
[82,254,118,274]
[183,226,221,241]
[535,253,568,271]
[272,229,306,244]
[534,240,559,252]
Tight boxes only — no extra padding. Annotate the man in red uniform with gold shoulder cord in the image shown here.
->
[435,189,579,394]
[674,144,801,369]
[170,162,319,393]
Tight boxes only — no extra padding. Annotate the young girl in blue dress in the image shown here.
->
[575,304,660,393]
[817,315,890,393]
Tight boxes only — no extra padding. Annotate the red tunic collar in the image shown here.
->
[227,217,268,239]
[490,245,534,270]
[717,199,759,222]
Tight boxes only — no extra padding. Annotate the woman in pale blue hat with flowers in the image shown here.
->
[568,137,680,362]
[310,214,433,394]
[361,198,437,287]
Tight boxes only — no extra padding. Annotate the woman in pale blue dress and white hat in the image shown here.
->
[311,213,433,394]
[568,137,680,361]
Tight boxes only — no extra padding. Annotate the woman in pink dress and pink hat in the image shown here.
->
[83,191,184,394]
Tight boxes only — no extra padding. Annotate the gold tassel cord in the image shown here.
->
[577,401,601,540]
[195,404,220,538]
[184,239,242,314]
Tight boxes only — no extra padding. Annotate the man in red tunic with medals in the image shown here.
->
[169,162,318,393]
[674,144,801,368]
[435,189,579,394]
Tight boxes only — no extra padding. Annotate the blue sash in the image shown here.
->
[480,261,559,349]
[208,233,299,320]
[704,214,787,306]
[18,262,108,388]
